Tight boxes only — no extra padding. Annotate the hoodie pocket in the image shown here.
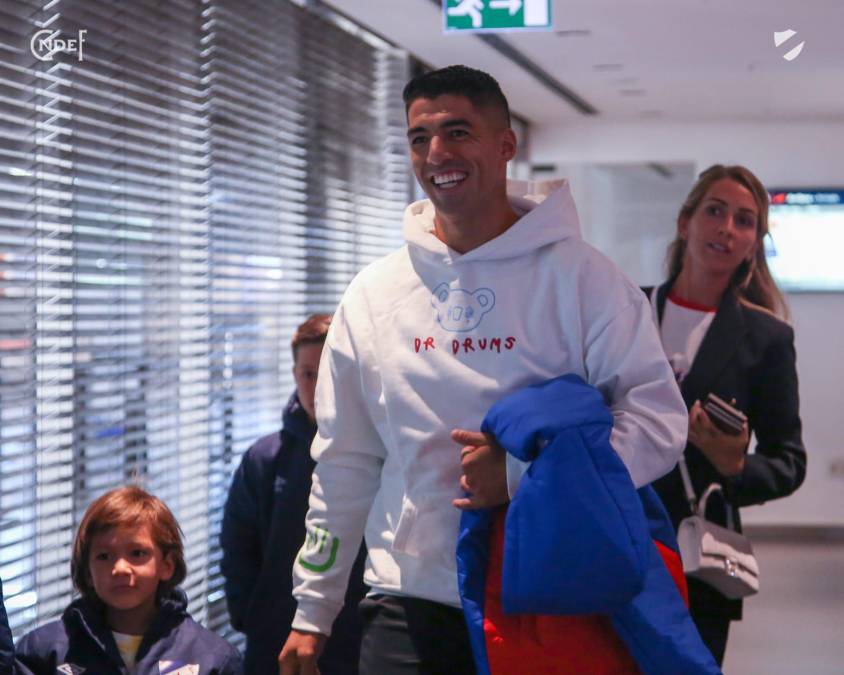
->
[391,493,456,562]
[391,494,419,556]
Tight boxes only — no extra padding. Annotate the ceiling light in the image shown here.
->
[593,63,623,72]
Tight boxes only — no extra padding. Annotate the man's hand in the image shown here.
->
[451,429,509,510]
[278,630,327,675]
[688,400,749,477]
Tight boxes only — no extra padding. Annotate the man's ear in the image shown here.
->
[500,128,517,162]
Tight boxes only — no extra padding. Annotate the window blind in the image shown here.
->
[298,4,411,311]
[0,0,411,639]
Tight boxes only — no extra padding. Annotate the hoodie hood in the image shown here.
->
[402,179,581,263]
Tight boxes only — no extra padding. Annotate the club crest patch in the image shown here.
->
[158,661,200,675]
[57,665,85,675]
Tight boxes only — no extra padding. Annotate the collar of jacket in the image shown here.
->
[282,392,317,443]
[63,588,189,662]
[656,280,747,406]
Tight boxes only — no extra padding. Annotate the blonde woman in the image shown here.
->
[645,164,807,665]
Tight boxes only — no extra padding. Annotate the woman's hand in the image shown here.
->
[688,400,749,477]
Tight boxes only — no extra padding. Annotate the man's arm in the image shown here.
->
[451,272,685,501]
[585,294,688,487]
[220,448,265,631]
[288,290,386,639]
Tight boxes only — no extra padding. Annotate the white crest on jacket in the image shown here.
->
[158,662,199,675]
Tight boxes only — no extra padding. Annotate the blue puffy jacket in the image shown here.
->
[15,588,242,674]
[220,393,366,674]
[457,374,721,675]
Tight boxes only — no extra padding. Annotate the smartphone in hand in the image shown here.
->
[703,393,747,436]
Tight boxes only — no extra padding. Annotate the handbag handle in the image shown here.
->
[678,458,736,530]
[696,482,736,530]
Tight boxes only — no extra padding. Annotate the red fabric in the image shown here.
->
[667,291,717,313]
[655,539,689,606]
[483,512,690,674]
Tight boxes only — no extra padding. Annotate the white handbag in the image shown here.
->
[676,460,759,599]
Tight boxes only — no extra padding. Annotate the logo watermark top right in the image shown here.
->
[774,28,805,61]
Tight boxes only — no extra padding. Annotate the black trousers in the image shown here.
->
[692,613,731,667]
[358,594,476,675]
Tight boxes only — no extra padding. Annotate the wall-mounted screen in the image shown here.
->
[766,189,844,292]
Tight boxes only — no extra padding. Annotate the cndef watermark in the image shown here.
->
[30,29,87,62]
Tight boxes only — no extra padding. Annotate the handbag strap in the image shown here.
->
[680,459,736,529]
[698,483,736,530]
[678,457,698,512]
[654,285,737,530]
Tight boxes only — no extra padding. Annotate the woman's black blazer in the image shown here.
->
[646,281,807,620]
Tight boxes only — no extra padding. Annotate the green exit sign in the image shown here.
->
[443,0,552,33]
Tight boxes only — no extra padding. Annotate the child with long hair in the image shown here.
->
[16,486,242,674]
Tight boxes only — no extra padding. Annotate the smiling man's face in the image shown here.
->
[406,94,515,226]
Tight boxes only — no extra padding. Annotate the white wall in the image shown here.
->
[533,120,844,526]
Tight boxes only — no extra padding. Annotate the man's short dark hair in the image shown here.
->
[402,65,511,128]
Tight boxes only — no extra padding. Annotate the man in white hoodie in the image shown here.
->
[279,65,688,674]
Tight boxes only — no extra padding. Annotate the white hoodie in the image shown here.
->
[292,181,687,635]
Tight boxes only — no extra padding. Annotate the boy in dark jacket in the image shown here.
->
[15,486,242,674]
[220,314,366,674]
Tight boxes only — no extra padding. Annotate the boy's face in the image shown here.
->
[88,523,175,624]
[293,341,324,423]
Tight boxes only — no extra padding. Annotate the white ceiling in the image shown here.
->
[325,0,844,125]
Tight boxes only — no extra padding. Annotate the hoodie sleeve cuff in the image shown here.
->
[291,600,342,637]
[506,453,531,499]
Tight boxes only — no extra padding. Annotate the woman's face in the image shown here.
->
[679,177,761,278]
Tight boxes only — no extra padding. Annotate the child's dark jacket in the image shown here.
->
[15,589,242,674]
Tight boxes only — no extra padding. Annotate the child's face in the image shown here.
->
[293,341,324,423]
[88,523,175,620]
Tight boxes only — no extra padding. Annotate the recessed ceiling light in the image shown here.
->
[619,88,647,97]
[593,63,623,72]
